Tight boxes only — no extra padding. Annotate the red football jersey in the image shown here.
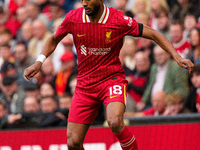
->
[56,5,143,92]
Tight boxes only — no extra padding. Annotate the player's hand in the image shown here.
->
[175,57,194,74]
[24,61,42,80]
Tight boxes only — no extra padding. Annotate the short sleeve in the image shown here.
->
[122,16,143,37]
[56,12,72,38]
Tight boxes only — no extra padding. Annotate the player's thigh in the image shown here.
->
[106,101,125,121]
[67,122,90,143]
[68,90,103,124]
[104,83,127,119]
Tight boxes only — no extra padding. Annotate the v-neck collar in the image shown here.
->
[82,5,109,24]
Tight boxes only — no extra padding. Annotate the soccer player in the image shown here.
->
[24,0,194,150]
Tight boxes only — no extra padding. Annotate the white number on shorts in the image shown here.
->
[109,85,122,95]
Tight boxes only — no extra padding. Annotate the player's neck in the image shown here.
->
[89,4,104,23]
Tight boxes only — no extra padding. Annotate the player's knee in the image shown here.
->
[67,133,82,149]
[107,116,124,133]
[67,137,82,150]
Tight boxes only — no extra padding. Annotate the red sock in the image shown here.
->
[115,126,138,150]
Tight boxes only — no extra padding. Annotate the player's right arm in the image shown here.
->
[25,8,75,80]
[24,33,65,80]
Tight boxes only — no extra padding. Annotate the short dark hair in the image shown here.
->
[40,96,57,103]
[59,92,72,99]
[1,61,16,73]
[14,41,28,51]
[0,29,12,36]
[170,19,184,30]
[192,64,200,75]
[0,43,10,49]
[2,76,16,86]
[184,11,198,23]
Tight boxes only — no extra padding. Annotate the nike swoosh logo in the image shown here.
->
[110,95,120,99]
[77,34,86,37]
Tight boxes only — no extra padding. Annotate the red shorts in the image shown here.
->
[68,77,127,124]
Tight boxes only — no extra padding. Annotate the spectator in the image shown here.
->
[18,21,33,45]
[23,81,41,100]
[183,12,198,39]
[51,18,66,72]
[55,51,76,96]
[16,6,28,25]
[6,96,48,129]
[73,1,82,10]
[0,101,8,119]
[61,34,76,61]
[15,6,28,41]
[52,17,63,33]
[124,91,167,117]
[186,27,200,64]
[170,20,190,58]
[137,38,155,65]
[155,7,171,41]
[10,96,41,128]
[0,61,16,78]
[28,19,51,59]
[0,2,20,36]
[0,101,19,129]
[41,57,56,83]
[61,34,74,52]
[40,96,57,113]
[68,73,78,96]
[25,2,49,27]
[132,0,149,16]
[41,0,64,20]
[34,0,48,11]
[58,93,72,110]
[7,0,27,15]
[125,51,150,112]
[164,92,191,115]
[0,61,25,86]
[135,11,150,26]
[0,29,15,47]
[47,2,65,30]
[171,0,199,22]
[166,0,178,11]
[40,82,56,98]
[121,36,137,73]
[149,0,169,30]
[0,44,14,67]
[0,76,26,114]
[184,64,200,113]
[23,96,40,113]
[113,0,134,18]
[138,45,189,111]
[13,42,35,75]
[38,96,68,127]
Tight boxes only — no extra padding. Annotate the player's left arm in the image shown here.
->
[141,24,194,73]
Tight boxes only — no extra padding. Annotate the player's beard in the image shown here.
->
[86,3,100,16]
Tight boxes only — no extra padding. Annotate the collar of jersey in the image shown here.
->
[82,4,109,24]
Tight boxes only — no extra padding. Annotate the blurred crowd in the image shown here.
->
[0,0,200,129]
